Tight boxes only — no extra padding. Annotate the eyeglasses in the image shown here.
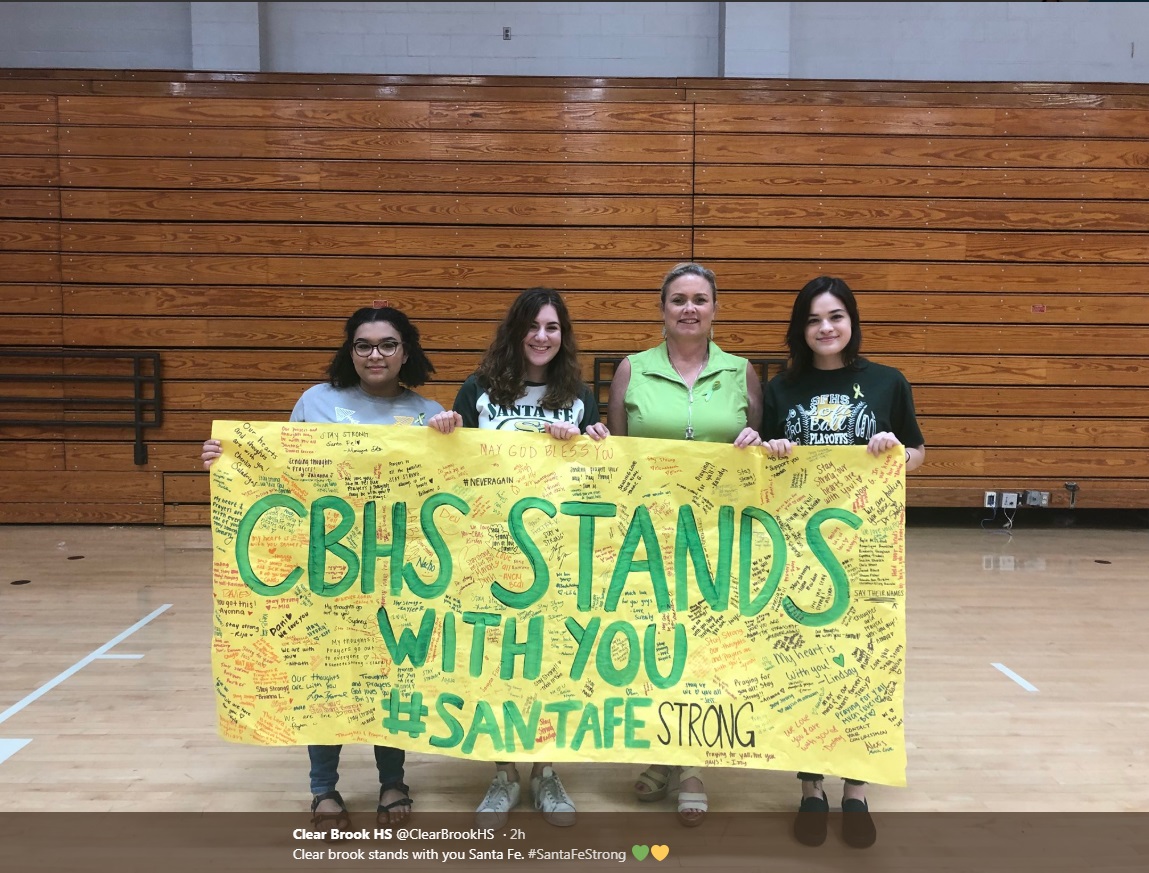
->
[352,340,402,358]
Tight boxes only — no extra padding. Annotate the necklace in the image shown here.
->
[668,348,709,440]
[670,355,706,385]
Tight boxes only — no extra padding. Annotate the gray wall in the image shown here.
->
[0,1,193,69]
[1,1,1147,83]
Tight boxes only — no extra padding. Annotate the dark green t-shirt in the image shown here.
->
[761,359,924,448]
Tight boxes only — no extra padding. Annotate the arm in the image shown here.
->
[760,375,794,457]
[428,410,463,433]
[905,444,926,472]
[544,421,582,440]
[582,421,609,440]
[201,439,221,470]
[546,385,609,441]
[204,387,307,467]
[430,379,477,433]
[575,382,609,441]
[452,375,482,428]
[732,361,764,448]
[868,370,926,470]
[606,357,632,437]
[866,434,925,472]
[764,438,795,457]
[745,361,763,432]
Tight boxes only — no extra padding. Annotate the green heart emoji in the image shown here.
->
[833,654,846,667]
[632,845,650,861]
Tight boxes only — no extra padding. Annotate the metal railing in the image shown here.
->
[0,348,162,465]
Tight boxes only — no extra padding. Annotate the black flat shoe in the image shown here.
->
[793,790,829,847]
[841,797,877,849]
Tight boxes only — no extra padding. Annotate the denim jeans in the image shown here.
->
[308,744,405,795]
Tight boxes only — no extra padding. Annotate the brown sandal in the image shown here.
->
[311,789,351,840]
[377,781,413,825]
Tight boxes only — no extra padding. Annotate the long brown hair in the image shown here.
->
[476,287,584,409]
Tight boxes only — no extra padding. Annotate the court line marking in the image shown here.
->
[0,604,172,727]
[992,662,1039,692]
[0,738,32,765]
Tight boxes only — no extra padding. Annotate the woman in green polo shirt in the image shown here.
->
[607,261,763,826]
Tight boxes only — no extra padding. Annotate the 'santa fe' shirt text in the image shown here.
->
[452,374,600,432]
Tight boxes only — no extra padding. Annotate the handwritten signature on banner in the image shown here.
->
[209,420,907,785]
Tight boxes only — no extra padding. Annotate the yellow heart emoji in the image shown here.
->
[651,845,670,861]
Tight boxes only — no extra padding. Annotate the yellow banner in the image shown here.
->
[210,420,907,785]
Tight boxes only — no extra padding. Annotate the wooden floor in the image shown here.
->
[0,521,1146,815]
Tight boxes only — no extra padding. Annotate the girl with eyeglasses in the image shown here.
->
[200,305,443,837]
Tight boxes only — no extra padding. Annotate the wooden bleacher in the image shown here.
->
[1,69,1146,524]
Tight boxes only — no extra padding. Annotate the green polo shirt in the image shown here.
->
[624,342,751,443]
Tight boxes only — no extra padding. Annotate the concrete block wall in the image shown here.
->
[261,1,720,76]
[1,2,1148,83]
[788,1,1149,83]
[190,2,261,73]
[0,1,192,69]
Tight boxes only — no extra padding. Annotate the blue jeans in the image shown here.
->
[308,744,405,796]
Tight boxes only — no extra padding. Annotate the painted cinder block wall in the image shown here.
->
[0,2,1147,84]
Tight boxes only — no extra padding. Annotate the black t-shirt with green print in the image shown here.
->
[761,359,924,448]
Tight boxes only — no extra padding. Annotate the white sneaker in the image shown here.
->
[530,766,577,827]
[475,771,520,828]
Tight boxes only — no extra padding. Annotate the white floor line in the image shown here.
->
[0,738,32,765]
[992,662,1039,692]
[0,603,172,726]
